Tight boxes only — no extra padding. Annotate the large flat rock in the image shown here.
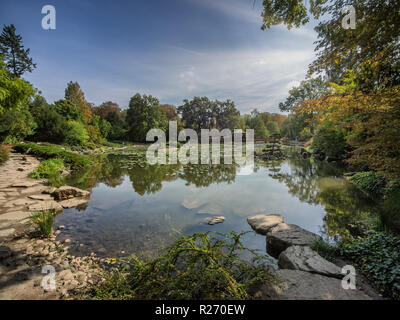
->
[278,246,342,278]
[28,201,63,212]
[59,198,90,209]
[253,269,372,300]
[52,186,90,201]
[247,214,284,235]
[0,211,31,221]
[266,224,322,258]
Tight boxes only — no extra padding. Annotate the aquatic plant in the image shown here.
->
[30,209,57,237]
[89,231,277,300]
[29,158,65,186]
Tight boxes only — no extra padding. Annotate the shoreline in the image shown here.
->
[0,152,105,299]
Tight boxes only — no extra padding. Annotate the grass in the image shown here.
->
[30,209,57,237]
[28,158,65,187]
[310,239,340,262]
[0,145,9,165]
[13,142,90,169]
[88,231,277,300]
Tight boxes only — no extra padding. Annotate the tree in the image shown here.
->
[0,24,36,78]
[266,121,280,136]
[0,106,36,143]
[54,99,82,121]
[254,118,269,140]
[64,81,92,124]
[214,100,240,130]
[29,96,67,143]
[126,93,168,142]
[92,101,120,120]
[178,97,214,133]
[65,120,89,146]
[0,56,35,113]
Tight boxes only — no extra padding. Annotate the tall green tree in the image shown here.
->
[126,93,168,142]
[0,24,36,78]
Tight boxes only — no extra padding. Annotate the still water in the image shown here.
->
[55,147,378,258]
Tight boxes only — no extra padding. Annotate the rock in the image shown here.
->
[58,269,74,281]
[253,269,372,300]
[11,181,39,188]
[28,201,63,212]
[0,210,31,221]
[58,225,65,230]
[278,246,342,278]
[266,224,322,258]
[12,199,37,206]
[205,216,225,225]
[52,186,90,201]
[64,239,71,244]
[0,246,12,259]
[247,214,284,235]
[0,228,15,237]
[28,194,53,201]
[58,198,89,209]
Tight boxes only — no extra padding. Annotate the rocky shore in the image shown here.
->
[247,214,382,300]
[0,153,105,299]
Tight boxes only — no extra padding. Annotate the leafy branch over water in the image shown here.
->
[89,231,277,300]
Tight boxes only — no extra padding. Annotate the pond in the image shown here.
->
[54,146,379,259]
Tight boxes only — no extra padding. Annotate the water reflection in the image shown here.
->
[56,148,379,257]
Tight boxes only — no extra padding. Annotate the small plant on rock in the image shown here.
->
[30,209,57,237]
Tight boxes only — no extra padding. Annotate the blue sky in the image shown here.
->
[1,0,318,113]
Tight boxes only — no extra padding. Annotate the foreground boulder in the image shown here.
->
[252,269,372,300]
[266,224,321,258]
[52,186,90,201]
[205,216,225,225]
[247,214,284,235]
[278,246,342,279]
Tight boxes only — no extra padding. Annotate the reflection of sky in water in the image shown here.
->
[55,153,377,259]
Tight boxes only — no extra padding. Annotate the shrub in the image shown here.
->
[340,232,400,299]
[13,142,90,169]
[0,145,9,165]
[350,171,386,196]
[312,125,348,159]
[30,209,57,237]
[90,231,277,300]
[310,239,340,262]
[65,121,89,147]
[29,158,65,186]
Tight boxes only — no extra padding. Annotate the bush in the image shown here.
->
[350,171,386,196]
[340,232,400,299]
[29,158,65,186]
[30,209,57,237]
[0,145,9,165]
[90,231,277,300]
[312,125,348,159]
[13,142,90,169]
[65,121,89,147]
[310,239,339,262]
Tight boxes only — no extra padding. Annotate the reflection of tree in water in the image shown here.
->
[265,155,378,239]
[66,154,125,190]
[179,164,237,187]
[127,163,181,196]
[317,186,378,240]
